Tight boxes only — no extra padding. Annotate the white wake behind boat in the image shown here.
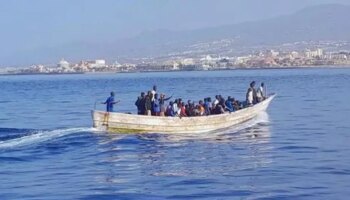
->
[92,94,276,134]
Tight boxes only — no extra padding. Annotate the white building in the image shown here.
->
[200,55,214,62]
[328,53,348,60]
[269,50,280,57]
[181,58,194,65]
[234,56,252,65]
[87,59,107,68]
[95,59,106,66]
[57,59,70,68]
[200,55,216,67]
[305,49,324,58]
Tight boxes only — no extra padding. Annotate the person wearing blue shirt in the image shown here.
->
[166,101,176,117]
[225,96,235,112]
[204,98,211,115]
[102,92,120,112]
[152,94,161,116]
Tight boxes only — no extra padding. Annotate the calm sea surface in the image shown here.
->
[0,68,350,200]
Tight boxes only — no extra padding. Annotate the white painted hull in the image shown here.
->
[92,94,276,134]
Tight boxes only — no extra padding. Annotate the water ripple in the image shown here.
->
[1,69,350,199]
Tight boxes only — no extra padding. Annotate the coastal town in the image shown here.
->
[2,41,350,75]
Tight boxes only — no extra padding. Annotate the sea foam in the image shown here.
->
[0,127,95,149]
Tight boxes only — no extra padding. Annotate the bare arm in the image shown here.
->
[112,100,121,104]
[164,95,173,101]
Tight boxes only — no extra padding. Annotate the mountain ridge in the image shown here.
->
[3,4,350,66]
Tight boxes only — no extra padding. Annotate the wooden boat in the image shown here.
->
[92,94,276,134]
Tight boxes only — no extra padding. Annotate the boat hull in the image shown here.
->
[92,94,275,134]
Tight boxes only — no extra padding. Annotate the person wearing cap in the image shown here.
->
[102,92,120,112]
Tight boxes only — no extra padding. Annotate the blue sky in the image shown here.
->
[0,0,349,66]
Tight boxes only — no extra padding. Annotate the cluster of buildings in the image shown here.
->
[229,49,350,68]
[4,47,350,75]
[140,48,350,71]
[12,59,137,74]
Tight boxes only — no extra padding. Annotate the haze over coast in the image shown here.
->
[1,1,350,67]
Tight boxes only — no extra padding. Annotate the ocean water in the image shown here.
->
[0,68,350,200]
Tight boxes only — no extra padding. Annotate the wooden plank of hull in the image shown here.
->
[92,94,276,134]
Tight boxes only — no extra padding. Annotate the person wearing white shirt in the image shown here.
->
[213,95,220,107]
[257,82,265,102]
[151,85,157,102]
[246,81,257,106]
[172,99,179,116]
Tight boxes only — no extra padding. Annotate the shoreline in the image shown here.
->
[1,65,349,76]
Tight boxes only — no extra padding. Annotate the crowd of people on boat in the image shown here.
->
[103,81,267,116]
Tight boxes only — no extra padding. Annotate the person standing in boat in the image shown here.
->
[152,94,161,116]
[135,92,145,115]
[256,82,266,102]
[151,85,157,102]
[246,81,257,106]
[172,99,179,116]
[150,85,158,115]
[159,93,172,116]
[144,91,152,116]
[102,92,120,112]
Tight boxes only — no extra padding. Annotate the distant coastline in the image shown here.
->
[1,65,349,76]
[0,72,84,76]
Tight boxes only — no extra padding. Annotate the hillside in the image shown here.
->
[3,4,350,66]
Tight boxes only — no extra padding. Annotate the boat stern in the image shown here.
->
[91,110,108,128]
